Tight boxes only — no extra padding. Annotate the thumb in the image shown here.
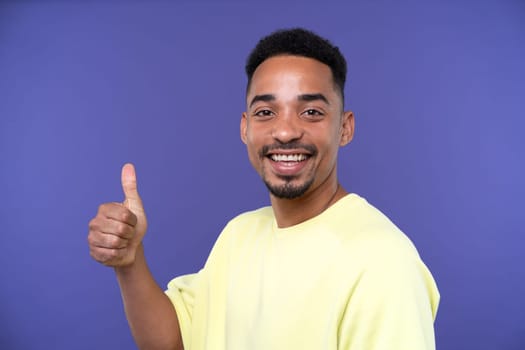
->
[121,163,144,213]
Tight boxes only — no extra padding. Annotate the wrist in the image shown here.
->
[114,243,146,275]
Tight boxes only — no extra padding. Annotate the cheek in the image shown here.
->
[312,126,337,146]
[245,134,261,163]
[316,129,341,161]
[245,127,265,150]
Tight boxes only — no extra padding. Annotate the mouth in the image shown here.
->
[268,153,309,162]
[259,143,317,176]
[263,149,313,176]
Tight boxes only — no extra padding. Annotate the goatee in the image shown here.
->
[264,175,314,199]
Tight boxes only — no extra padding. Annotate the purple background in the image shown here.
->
[1,1,524,349]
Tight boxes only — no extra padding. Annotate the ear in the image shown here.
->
[240,112,248,144]
[339,111,355,146]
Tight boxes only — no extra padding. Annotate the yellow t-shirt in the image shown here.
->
[166,194,440,349]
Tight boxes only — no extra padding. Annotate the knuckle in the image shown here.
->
[88,217,97,229]
[108,235,122,247]
[89,220,101,233]
[107,249,119,259]
[120,224,134,239]
[98,202,116,214]
[121,210,131,222]
[97,203,107,213]
[90,248,107,263]
[90,247,131,267]
[116,222,127,235]
[88,231,102,245]
[87,234,95,246]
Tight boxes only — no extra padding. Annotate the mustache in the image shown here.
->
[259,142,318,158]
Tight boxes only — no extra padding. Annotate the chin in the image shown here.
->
[264,178,314,200]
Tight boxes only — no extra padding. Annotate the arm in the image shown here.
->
[88,164,183,350]
[115,245,183,350]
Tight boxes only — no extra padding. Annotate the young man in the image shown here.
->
[88,28,439,350]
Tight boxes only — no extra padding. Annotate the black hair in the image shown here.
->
[245,28,347,99]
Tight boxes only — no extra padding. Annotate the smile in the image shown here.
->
[269,154,308,162]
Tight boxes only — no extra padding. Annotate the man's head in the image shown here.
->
[245,28,347,103]
[241,28,354,201]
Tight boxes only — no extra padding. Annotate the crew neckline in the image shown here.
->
[271,193,360,234]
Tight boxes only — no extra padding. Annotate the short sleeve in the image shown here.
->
[338,241,440,350]
[163,219,237,349]
[165,271,202,349]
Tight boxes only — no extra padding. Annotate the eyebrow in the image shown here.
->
[249,93,329,108]
[298,93,330,105]
[249,94,275,108]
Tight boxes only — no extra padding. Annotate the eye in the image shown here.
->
[306,109,322,115]
[253,109,274,119]
[302,109,325,120]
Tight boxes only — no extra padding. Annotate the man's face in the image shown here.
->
[241,55,354,199]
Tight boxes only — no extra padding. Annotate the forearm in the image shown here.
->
[115,245,183,350]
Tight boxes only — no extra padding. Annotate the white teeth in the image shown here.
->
[270,154,307,162]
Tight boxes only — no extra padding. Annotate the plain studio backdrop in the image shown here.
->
[1,1,523,349]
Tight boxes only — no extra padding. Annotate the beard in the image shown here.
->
[258,141,318,199]
[263,174,315,199]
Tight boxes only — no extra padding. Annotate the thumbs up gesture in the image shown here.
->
[88,164,148,267]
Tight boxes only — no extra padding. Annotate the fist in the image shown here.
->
[88,163,148,267]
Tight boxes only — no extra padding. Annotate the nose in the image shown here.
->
[271,112,303,144]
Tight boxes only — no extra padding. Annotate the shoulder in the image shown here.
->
[327,194,419,257]
[226,206,274,227]
[210,206,274,248]
[329,194,438,295]
[329,194,405,235]
[332,195,440,318]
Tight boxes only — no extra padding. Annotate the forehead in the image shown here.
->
[247,55,337,99]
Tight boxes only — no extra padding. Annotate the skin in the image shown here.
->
[88,164,183,350]
[241,55,355,227]
[87,54,354,350]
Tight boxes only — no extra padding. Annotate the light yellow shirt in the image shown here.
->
[166,194,440,349]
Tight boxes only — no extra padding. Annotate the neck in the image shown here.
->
[270,181,347,228]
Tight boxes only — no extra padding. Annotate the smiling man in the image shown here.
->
[88,28,439,350]
[241,53,353,228]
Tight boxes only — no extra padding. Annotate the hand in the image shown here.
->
[88,163,148,267]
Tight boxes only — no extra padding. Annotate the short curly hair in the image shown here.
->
[245,28,347,100]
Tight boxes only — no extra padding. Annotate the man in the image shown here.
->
[88,28,439,350]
